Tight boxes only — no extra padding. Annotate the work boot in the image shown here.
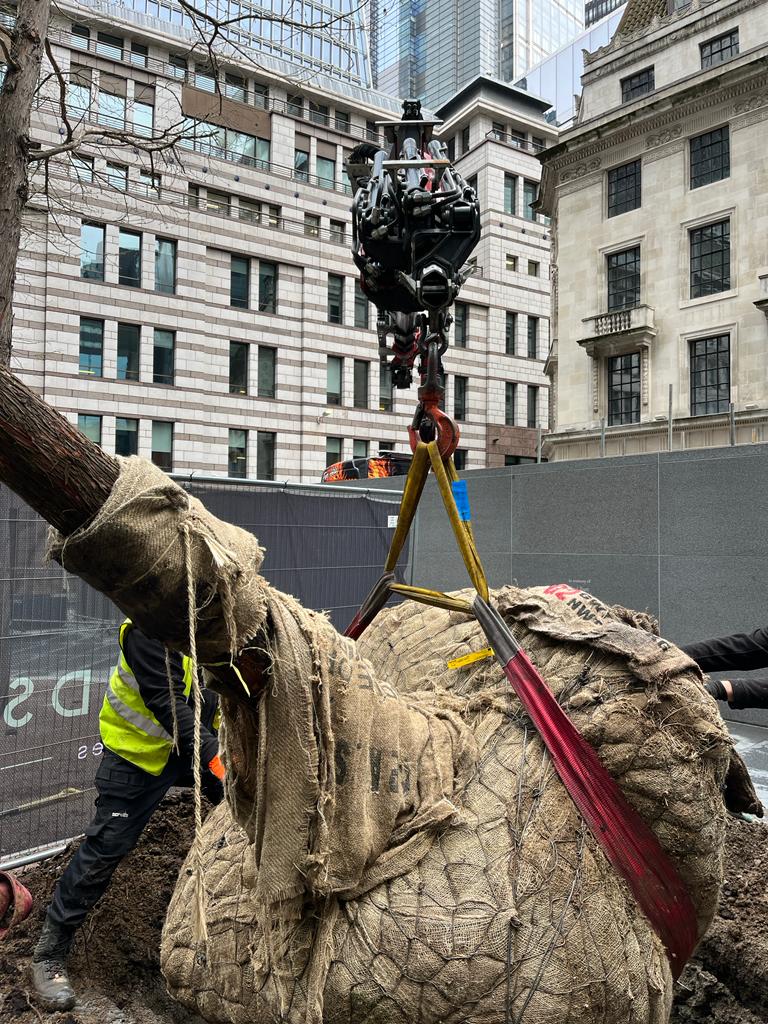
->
[30,914,76,1011]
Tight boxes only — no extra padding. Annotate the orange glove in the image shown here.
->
[208,754,226,781]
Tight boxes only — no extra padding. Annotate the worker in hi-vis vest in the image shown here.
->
[31,619,225,1011]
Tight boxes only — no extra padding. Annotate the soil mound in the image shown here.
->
[1,798,766,1024]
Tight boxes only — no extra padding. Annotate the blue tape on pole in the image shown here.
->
[452,480,471,521]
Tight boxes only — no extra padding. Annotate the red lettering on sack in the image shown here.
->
[543,584,581,600]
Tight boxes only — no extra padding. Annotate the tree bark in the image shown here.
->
[0,363,119,534]
[0,0,51,364]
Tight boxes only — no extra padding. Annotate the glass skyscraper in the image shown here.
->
[515,5,626,126]
[113,0,371,87]
[371,0,583,108]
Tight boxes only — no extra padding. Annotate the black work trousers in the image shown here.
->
[47,749,221,930]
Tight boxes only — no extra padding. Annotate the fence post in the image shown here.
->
[0,501,17,705]
[729,403,736,446]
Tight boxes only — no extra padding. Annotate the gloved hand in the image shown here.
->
[201,754,225,805]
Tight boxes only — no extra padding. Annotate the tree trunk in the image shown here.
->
[0,363,119,534]
[0,364,264,699]
[0,0,51,364]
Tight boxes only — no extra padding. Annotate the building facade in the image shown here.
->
[515,4,627,126]
[370,0,584,108]
[14,8,556,481]
[538,0,768,460]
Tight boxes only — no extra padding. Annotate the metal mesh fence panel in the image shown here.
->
[0,478,403,864]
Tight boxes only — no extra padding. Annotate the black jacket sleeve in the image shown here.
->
[681,625,768,673]
[123,627,219,769]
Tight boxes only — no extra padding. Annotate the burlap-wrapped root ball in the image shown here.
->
[161,584,731,1024]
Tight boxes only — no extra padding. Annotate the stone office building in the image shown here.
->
[538,0,768,460]
[13,4,556,480]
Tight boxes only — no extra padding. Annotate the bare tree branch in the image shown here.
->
[44,36,73,142]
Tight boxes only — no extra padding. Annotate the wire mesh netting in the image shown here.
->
[0,479,404,864]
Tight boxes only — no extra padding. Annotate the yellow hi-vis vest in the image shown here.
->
[99,619,197,776]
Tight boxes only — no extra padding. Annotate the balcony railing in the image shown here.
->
[485,129,547,154]
[585,304,655,336]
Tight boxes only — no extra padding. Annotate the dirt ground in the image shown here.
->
[0,793,766,1024]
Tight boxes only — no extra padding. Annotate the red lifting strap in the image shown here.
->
[473,597,698,979]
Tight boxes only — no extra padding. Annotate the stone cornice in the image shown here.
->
[582,0,761,78]
[546,66,768,175]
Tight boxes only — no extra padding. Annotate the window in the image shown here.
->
[229,341,248,394]
[96,31,123,59]
[621,67,654,102]
[257,431,276,479]
[454,375,468,421]
[67,66,91,118]
[188,184,200,208]
[523,180,538,221]
[107,162,128,190]
[253,82,269,109]
[454,302,468,347]
[505,311,517,355]
[532,136,545,150]
[491,121,505,140]
[353,359,369,408]
[527,385,539,429]
[80,222,104,280]
[309,100,329,125]
[352,439,368,460]
[79,318,103,376]
[466,174,478,199]
[454,449,467,471]
[139,170,161,197]
[304,213,320,237]
[154,238,176,294]
[133,99,154,137]
[73,155,94,183]
[330,219,346,243]
[225,72,246,102]
[117,323,140,381]
[115,417,138,456]
[71,23,90,49]
[130,42,148,67]
[118,230,142,287]
[366,119,379,142]
[287,94,303,117]
[701,29,739,69]
[258,345,276,397]
[446,137,456,162]
[228,429,247,478]
[607,353,641,425]
[506,254,518,272]
[461,125,470,152]
[231,255,249,308]
[504,173,517,215]
[206,190,231,215]
[607,159,641,216]
[195,64,216,92]
[509,129,526,148]
[328,274,344,324]
[98,88,125,129]
[527,317,539,359]
[239,199,280,226]
[327,355,343,405]
[325,437,342,467]
[505,382,517,426]
[151,421,173,471]
[379,364,393,411]
[335,110,350,133]
[294,147,309,182]
[527,260,539,277]
[78,414,102,445]
[169,53,187,79]
[258,261,277,313]
[690,127,730,189]
[153,329,175,385]
[354,280,369,328]
[607,246,641,311]
[690,334,730,415]
[690,220,730,298]
[317,156,335,189]
[379,440,395,452]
